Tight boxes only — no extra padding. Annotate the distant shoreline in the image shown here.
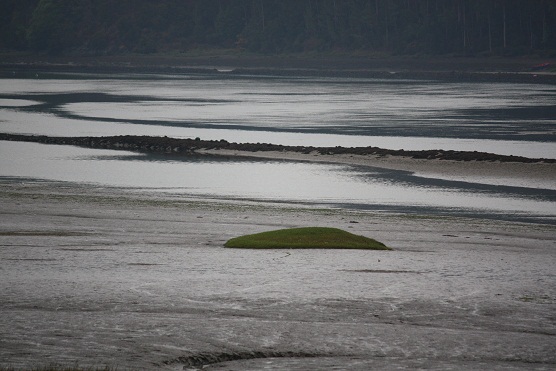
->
[2,52,556,84]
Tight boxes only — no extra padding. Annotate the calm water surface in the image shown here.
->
[1,141,554,224]
[1,71,555,157]
[0,71,555,222]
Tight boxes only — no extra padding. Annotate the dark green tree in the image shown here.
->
[26,0,85,52]
[0,0,552,56]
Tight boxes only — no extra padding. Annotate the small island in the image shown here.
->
[224,227,391,250]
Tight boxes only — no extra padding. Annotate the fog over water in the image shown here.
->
[1,71,555,222]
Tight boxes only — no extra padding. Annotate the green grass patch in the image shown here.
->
[224,227,390,250]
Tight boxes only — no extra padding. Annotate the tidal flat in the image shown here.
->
[0,179,554,370]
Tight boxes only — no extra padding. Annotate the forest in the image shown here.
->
[1,0,555,57]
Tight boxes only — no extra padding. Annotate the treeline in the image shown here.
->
[1,0,555,56]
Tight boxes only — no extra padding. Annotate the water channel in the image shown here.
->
[1,70,555,223]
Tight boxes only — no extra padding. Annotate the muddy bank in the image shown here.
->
[1,133,554,163]
[0,179,555,370]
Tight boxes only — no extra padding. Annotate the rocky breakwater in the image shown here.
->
[1,133,554,163]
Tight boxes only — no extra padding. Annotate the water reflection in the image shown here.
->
[1,72,555,223]
[1,109,554,158]
[0,73,555,158]
[1,141,554,224]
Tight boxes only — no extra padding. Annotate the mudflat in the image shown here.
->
[0,177,554,370]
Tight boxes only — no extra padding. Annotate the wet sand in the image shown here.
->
[0,177,555,370]
[1,57,555,369]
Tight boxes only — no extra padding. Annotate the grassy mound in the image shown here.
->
[224,227,390,250]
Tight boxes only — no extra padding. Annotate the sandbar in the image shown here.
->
[199,148,556,189]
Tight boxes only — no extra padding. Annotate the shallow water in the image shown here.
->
[1,71,555,157]
[1,141,554,224]
[0,71,555,222]
[1,70,555,369]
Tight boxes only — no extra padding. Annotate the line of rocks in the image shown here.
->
[1,133,554,163]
